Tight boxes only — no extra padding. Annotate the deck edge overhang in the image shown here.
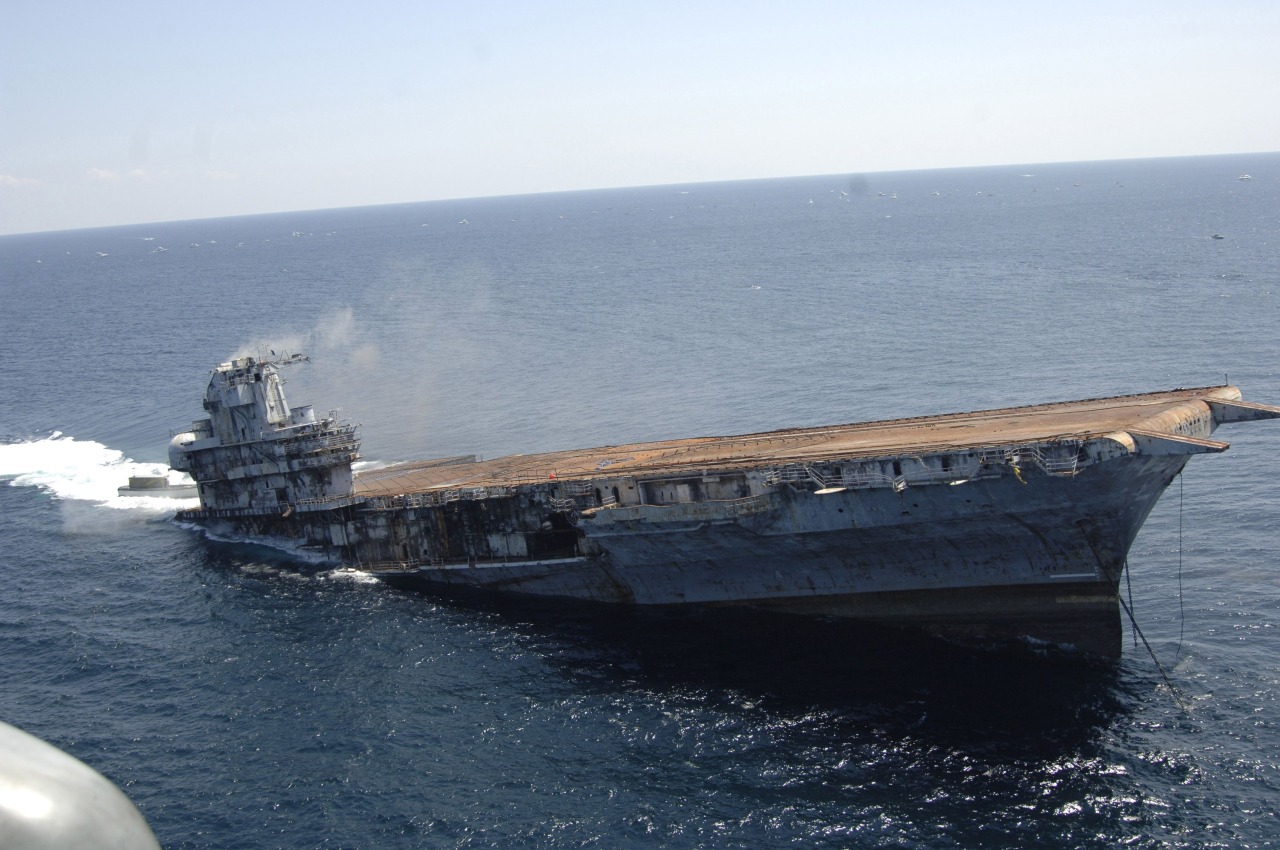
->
[1207,397,1280,424]
[1126,428,1230,456]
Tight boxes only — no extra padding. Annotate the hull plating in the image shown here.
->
[363,455,1186,654]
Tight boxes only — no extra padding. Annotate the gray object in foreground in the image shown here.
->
[0,721,159,850]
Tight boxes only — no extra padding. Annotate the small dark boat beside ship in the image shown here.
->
[118,475,197,499]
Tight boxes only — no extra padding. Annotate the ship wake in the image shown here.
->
[0,433,197,513]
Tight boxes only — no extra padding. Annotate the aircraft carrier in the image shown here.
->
[170,355,1280,654]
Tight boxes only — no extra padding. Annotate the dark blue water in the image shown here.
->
[3,154,1280,848]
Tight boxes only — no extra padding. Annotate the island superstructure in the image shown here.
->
[170,355,1280,654]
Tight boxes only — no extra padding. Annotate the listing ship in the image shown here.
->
[171,355,1280,654]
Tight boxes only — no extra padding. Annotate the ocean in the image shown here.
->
[2,153,1279,848]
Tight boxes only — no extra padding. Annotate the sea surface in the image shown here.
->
[2,153,1279,848]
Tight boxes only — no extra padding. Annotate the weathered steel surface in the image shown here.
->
[171,358,1280,654]
[351,386,1245,497]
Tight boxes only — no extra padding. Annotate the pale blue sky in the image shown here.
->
[2,1,1277,234]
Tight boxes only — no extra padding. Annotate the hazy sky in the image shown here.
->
[2,1,1277,235]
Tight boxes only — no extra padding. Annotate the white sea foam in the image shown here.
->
[0,434,197,513]
[320,567,382,585]
[179,520,338,565]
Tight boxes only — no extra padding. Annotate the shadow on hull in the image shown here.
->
[377,570,1125,658]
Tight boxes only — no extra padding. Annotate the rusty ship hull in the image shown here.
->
[170,357,1280,655]
[366,454,1179,653]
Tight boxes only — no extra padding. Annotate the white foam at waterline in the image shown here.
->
[323,568,383,585]
[177,521,337,565]
[0,435,196,512]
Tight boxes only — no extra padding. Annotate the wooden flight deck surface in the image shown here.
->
[353,386,1241,497]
